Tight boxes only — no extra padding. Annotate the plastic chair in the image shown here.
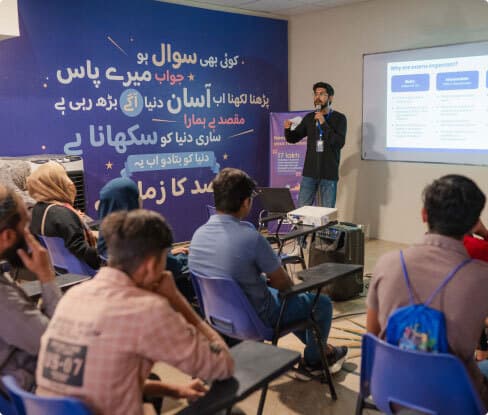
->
[356,333,486,415]
[190,271,336,415]
[2,375,93,415]
[0,382,16,415]
[37,235,97,277]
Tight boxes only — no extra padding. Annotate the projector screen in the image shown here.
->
[362,40,488,165]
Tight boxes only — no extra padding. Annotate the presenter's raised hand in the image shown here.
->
[284,119,292,129]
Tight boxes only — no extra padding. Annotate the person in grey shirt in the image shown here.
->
[0,184,60,390]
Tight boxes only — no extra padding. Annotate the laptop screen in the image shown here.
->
[256,187,296,214]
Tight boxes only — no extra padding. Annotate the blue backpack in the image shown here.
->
[386,251,471,353]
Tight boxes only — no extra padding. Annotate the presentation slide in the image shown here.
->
[363,41,488,165]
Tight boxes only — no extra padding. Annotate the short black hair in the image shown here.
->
[212,168,256,213]
[313,82,334,96]
[423,175,485,238]
[101,209,173,276]
[0,186,21,233]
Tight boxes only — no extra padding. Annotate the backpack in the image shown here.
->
[385,250,471,353]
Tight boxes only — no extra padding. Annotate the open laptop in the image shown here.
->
[256,187,296,215]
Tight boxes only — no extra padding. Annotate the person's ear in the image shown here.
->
[421,207,428,224]
[0,228,17,251]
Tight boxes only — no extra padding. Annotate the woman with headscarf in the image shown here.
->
[97,176,189,279]
[27,161,100,269]
[97,177,140,257]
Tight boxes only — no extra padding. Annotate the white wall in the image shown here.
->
[0,0,19,41]
[289,0,488,243]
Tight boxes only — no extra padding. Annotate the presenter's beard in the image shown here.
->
[314,100,327,110]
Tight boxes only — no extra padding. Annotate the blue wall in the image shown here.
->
[0,0,288,240]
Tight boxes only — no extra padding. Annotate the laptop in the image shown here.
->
[256,187,296,215]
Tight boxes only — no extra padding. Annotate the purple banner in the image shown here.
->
[269,111,308,204]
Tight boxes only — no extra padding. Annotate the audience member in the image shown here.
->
[189,168,347,375]
[464,219,488,262]
[96,177,140,257]
[97,176,189,277]
[366,174,488,406]
[27,161,100,269]
[36,209,234,415]
[0,185,60,390]
[0,159,36,208]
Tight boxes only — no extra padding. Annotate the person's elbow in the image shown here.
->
[366,308,381,336]
[267,267,293,291]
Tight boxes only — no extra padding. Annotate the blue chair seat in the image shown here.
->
[2,375,93,415]
[37,235,97,277]
[356,333,486,415]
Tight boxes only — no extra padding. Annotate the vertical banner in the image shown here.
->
[0,0,288,240]
[269,111,308,204]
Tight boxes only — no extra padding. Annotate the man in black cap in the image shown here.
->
[284,82,347,208]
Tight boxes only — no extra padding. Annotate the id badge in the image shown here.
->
[316,139,324,153]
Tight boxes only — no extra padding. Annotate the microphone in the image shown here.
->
[315,104,321,128]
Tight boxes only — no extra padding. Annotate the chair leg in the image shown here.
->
[311,322,337,400]
[257,386,268,415]
[355,394,364,415]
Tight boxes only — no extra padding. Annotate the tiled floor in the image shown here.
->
[147,238,408,415]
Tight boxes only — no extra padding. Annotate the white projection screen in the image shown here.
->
[362,40,488,165]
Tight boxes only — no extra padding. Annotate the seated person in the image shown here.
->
[366,175,488,406]
[0,159,36,208]
[464,219,488,262]
[36,209,234,415]
[0,185,60,390]
[27,161,100,270]
[189,168,347,375]
[97,176,188,277]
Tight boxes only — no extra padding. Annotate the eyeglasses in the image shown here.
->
[250,190,259,199]
[313,92,328,98]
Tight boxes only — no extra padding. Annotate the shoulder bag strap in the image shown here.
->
[424,258,472,306]
[399,250,416,305]
[40,204,56,236]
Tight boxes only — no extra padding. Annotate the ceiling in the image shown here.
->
[164,0,370,17]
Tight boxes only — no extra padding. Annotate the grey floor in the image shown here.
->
[147,238,408,415]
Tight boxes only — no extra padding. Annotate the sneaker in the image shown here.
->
[299,345,348,377]
[327,345,348,374]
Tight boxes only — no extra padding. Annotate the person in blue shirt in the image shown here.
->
[189,168,347,374]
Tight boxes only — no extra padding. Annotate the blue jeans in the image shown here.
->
[266,287,333,365]
[298,176,337,208]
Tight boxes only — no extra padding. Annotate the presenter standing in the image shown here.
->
[284,82,347,208]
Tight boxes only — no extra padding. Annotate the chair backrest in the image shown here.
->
[190,271,273,341]
[359,333,486,415]
[2,375,93,415]
[37,235,97,276]
[0,383,16,415]
[205,205,216,219]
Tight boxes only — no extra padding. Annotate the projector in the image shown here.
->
[287,206,338,227]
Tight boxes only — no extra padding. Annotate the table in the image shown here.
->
[176,341,300,415]
[21,273,91,299]
[296,262,364,284]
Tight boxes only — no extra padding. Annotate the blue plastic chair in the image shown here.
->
[356,333,486,415]
[190,271,336,415]
[2,375,93,415]
[0,384,16,415]
[37,235,97,277]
